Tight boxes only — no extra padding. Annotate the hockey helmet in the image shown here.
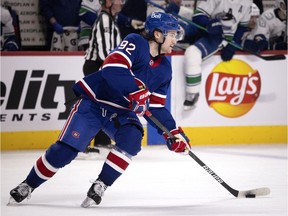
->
[145,11,183,41]
[251,3,260,16]
[99,0,126,6]
[275,0,287,15]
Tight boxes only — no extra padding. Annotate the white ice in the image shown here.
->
[1,144,287,216]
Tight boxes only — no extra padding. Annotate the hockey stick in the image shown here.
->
[144,110,271,198]
[146,0,286,61]
[193,0,198,12]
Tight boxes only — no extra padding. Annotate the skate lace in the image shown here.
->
[18,183,32,199]
[89,179,107,197]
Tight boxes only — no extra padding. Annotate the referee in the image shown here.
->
[82,0,123,150]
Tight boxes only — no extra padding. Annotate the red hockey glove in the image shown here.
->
[163,127,191,153]
[128,89,150,116]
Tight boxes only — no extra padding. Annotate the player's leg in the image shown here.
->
[183,44,202,110]
[83,60,112,151]
[9,98,101,203]
[183,35,222,110]
[9,142,79,203]
[82,114,143,207]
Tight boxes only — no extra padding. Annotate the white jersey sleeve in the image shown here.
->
[179,6,194,20]
[1,7,15,37]
[195,0,217,17]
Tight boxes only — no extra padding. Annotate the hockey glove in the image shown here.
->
[3,41,18,51]
[52,22,64,34]
[274,41,288,50]
[221,44,236,61]
[184,23,198,38]
[165,2,180,14]
[207,19,223,36]
[80,11,97,26]
[128,89,150,116]
[253,34,269,52]
[163,127,191,153]
[243,39,260,53]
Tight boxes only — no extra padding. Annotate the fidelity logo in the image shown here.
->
[205,59,261,118]
[0,70,75,122]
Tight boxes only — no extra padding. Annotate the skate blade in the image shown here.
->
[183,105,196,111]
[7,196,17,205]
[76,152,100,160]
[81,197,96,208]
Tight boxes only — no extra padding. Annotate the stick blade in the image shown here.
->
[261,54,286,61]
[237,187,271,198]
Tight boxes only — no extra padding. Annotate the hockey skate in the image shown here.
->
[94,143,114,149]
[81,179,108,208]
[85,146,100,153]
[9,181,34,204]
[183,93,199,111]
[94,130,113,149]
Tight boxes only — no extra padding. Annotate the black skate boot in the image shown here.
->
[81,178,107,208]
[9,181,34,203]
[94,130,113,149]
[85,146,100,153]
[183,93,200,111]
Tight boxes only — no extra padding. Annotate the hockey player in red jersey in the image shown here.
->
[9,11,191,207]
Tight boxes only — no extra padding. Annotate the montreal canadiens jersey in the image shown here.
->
[195,0,252,38]
[73,33,172,113]
[246,8,286,40]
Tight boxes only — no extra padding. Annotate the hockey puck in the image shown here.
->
[245,194,256,198]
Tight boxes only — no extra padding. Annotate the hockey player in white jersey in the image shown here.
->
[1,6,19,51]
[244,0,287,52]
[183,0,253,110]
[78,0,101,51]
[241,3,260,45]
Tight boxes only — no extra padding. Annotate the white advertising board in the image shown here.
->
[171,54,288,126]
[1,52,287,149]
[1,55,85,131]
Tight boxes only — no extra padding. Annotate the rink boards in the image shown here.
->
[1,51,287,150]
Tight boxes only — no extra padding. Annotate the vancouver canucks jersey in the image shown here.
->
[78,0,100,47]
[195,0,252,38]
[247,8,286,40]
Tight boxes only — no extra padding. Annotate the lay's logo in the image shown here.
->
[205,59,261,118]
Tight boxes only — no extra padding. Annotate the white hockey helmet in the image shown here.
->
[251,3,260,16]
[275,0,287,16]
[99,0,126,6]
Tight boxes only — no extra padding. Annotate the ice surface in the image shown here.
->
[1,144,287,216]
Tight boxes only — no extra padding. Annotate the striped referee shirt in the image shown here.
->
[85,10,121,61]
